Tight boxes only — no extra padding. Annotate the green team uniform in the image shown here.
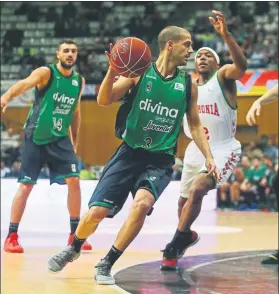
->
[89,63,192,217]
[19,64,83,184]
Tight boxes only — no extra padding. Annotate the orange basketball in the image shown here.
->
[110,37,152,78]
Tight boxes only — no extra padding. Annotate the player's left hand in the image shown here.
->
[205,157,220,182]
[246,100,262,126]
[209,10,229,37]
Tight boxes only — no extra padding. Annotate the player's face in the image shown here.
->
[195,50,218,74]
[57,43,78,69]
[172,33,193,66]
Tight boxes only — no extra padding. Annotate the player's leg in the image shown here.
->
[160,160,202,270]
[47,142,139,273]
[45,136,93,250]
[4,134,44,253]
[261,171,278,265]
[95,157,174,285]
[161,150,240,270]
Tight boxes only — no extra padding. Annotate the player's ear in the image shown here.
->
[56,50,59,59]
[166,40,173,52]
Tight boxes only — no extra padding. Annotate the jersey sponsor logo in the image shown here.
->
[53,92,76,105]
[197,102,220,116]
[174,83,184,91]
[72,80,78,86]
[139,99,178,118]
[143,120,173,132]
[146,81,152,93]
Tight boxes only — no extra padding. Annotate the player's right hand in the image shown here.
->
[1,97,8,113]
[105,43,118,76]
[246,100,262,126]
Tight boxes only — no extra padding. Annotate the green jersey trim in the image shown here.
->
[197,71,217,86]
[54,64,74,79]
[18,179,37,184]
[152,62,179,81]
[88,201,113,209]
[55,172,80,179]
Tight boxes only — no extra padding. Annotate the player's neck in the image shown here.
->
[198,71,216,85]
[56,63,73,77]
[156,54,177,78]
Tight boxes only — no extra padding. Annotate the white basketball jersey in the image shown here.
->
[184,71,237,144]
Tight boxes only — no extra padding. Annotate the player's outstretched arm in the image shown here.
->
[246,84,278,126]
[70,77,85,152]
[187,80,219,179]
[210,10,247,80]
[1,67,51,113]
[97,43,137,106]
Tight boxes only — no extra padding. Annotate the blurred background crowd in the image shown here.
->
[1,1,278,82]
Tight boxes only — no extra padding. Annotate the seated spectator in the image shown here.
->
[1,160,11,178]
[8,161,21,178]
[218,156,250,209]
[79,165,96,180]
[239,157,267,209]
[3,23,24,51]
[264,138,278,161]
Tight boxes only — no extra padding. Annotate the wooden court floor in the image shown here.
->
[1,211,278,294]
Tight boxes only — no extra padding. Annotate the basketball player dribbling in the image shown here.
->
[247,84,278,265]
[0,40,92,253]
[161,10,248,270]
[47,25,219,285]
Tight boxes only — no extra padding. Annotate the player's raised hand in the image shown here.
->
[206,157,220,182]
[105,43,118,76]
[246,100,262,126]
[209,10,229,37]
[1,97,8,113]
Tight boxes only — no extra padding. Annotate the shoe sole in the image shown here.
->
[4,249,24,253]
[160,235,201,271]
[94,276,115,285]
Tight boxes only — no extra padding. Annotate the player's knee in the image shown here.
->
[85,206,108,224]
[188,185,207,202]
[66,176,80,188]
[132,198,153,215]
[19,183,34,195]
[220,182,230,192]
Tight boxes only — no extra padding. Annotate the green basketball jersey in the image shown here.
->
[115,63,191,155]
[25,64,82,145]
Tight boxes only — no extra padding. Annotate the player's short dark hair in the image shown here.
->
[158,26,190,51]
[58,39,77,50]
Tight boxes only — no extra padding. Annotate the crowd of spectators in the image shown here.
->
[216,135,278,212]
[1,2,277,83]
[191,2,278,69]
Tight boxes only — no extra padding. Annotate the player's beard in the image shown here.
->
[60,60,75,69]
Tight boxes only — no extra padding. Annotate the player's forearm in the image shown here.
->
[222,32,247,72]
[2,80,32,102]
[257,84,278,106]
[190,125,213,159]
[97,68,116,106]
[71,112,80,149]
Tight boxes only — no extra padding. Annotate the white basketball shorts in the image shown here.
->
[180,138,241,198]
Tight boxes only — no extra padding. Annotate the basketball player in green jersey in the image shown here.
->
[1,40,92,253]
[247,84,279,265]
[47,26,219,284]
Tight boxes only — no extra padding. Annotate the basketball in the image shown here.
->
[110,37,152,78]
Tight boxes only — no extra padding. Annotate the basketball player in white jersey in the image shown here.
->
[161,10,248,270]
